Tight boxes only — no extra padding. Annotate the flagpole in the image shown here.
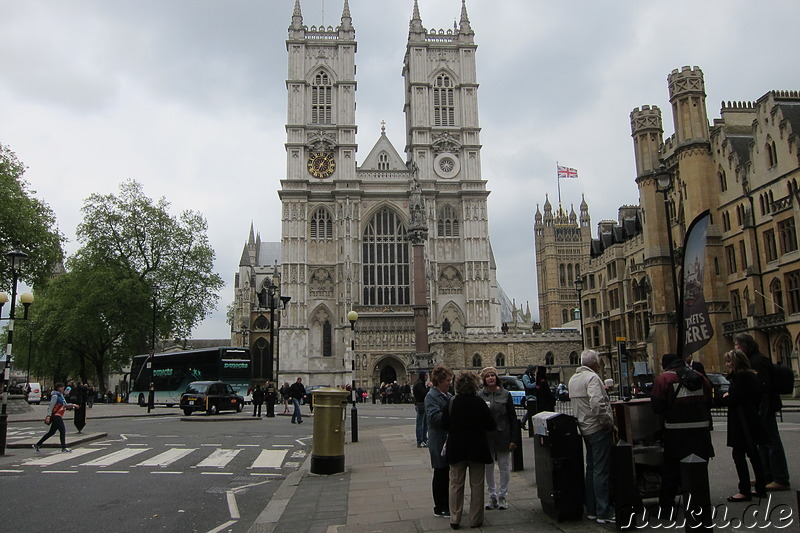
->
[556,162,562,208]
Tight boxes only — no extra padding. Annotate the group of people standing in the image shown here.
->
[419,365,520,530]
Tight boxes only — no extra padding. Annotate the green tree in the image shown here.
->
[76,179,224,345]
[22,258,150,392]
[0,143,64,291]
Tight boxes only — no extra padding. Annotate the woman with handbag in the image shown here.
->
[34,383,80,453]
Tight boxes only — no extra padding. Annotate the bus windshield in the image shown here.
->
[128,347,251,407]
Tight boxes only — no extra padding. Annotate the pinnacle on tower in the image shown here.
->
[459,0,472,33]
[410,0,424,34]
[340,0,353,31]
[291,0,303,29]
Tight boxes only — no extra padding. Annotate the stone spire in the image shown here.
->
[459,0,473,34]
[291,0,303,29]
[409,0,424,35]
[340,0,353,31]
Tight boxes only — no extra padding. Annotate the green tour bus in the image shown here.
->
[128,347,251,407]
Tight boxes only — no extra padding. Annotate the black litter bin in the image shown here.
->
[532,411,584,521]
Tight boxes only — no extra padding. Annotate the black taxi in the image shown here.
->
[180,381,244,416]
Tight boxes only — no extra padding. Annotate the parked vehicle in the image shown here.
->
[26,382,42,404]
[179,381,244,416]
[706,373,730,407]
[499,375,527,407]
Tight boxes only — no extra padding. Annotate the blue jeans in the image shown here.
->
[584,429,613,519]
[291,398,302,423]
[759,412,790,485]
[415,405,427,445]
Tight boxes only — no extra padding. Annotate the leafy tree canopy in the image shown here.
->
[0,143,64,291]
[76,179,224,343]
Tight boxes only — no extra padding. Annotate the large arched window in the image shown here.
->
[310,208,333,240]
[362,208,410,306]
[770,278,784,314]
[437,204,460,237]
[311,72,332,124]
[433,74,455,126]
[472,353,482,368]
[322,320,332,357]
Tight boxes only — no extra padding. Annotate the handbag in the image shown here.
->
[44,415,51,425]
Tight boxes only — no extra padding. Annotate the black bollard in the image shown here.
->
[526,398,537,438]
[512,418,524,471]
[266,386,276,418]
[611,440,641,529]
[147,382,155,413]
[679,454,712,532]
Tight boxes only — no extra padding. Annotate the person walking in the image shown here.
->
[34,383,80,453]
[413,370,430,448]
[722,349,767,502]
[733,332,791,491]
[424,365,453,518]
[252,384,265,417]
[289,377,306,424]
[280,382,291,414]
[444,371,496,530]
[569,350,615,524]
[478,366,517,511]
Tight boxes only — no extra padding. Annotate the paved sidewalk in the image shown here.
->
[249,418,610,533]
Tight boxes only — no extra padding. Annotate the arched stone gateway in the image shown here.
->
[373,355,409,387]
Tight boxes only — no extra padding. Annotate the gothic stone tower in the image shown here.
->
[276,0,500,389]
[534,196,591,330]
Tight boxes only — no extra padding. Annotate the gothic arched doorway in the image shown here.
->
[380,366,397,385]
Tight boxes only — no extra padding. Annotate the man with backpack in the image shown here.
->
[733,333,790,491]
[651,353,713,512]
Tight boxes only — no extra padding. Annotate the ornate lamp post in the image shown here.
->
[655,165,682,356]
[574,277,585,349]
[1,250,34,455]
[347,310,358,443]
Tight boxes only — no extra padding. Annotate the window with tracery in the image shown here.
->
[472,354,482,368]
[545,352,554,366]
[495,353,505,367]
[311,72,332,124]
[362,208,410,306]
[787,271,800,314]
[437,204,460,237]
[433,74,455,126]
[310,208,333,240]
[377,152,390,170]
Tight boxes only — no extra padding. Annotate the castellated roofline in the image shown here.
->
[721,101,755,112]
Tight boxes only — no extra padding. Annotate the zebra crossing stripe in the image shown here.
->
[195,448,240,468]
[250,449,287,468]
[26,448,98,466]
[80,448,151,467]
[135,448,196,467]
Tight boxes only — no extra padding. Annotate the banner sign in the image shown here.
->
[682,211,713,357]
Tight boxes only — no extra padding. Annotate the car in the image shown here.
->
[705,373,730,407]
[498,375,527,407]
[26,382,42,404]
[179,381,244,416]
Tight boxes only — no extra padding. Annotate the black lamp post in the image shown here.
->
[148,283,159,413]
[347,310,358,443]
[574,277,585,349]
[1,250,34,455]
[276,295,291,385]
[655,165,682,356]
[25,321,35,386]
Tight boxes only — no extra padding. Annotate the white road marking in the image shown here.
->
[150,471,182,475]
[25,448,97,466]
[135,448,196,467]
[42,470,78,474]
[201,471,232,475]
[0,469,23,473]
[227,491,240,519]
[195,448,240,468]
[97,470,129,474]
[206,520,237,533]
[250,449,287,468]
[80,448,151,467]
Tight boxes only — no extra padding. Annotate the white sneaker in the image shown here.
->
[498,496,508,510]
[597,516,616,524]
[61,448,72,453]
[587,515,597,520]
[485,496,498,510]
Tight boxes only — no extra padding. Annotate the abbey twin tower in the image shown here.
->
[230,1,577,390]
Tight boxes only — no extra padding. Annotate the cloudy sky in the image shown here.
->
[2,0,798,339]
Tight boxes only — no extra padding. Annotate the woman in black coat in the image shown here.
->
[723,349,767,502]
[443,371,496,529]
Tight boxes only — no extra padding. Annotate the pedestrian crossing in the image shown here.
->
[16,445,296,475]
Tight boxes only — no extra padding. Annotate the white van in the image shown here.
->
[26,383,42,404]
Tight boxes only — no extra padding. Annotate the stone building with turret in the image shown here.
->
[231,1,581,389]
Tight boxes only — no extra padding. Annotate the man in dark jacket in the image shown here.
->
[289,377,306,424]
[651,353,713,511]
[413,370,430,448]
[734,333,790,491]
[252,384,265,417]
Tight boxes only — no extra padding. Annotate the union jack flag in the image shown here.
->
[557,165,579,179]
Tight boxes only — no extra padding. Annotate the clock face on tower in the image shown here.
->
[307,152,336,179]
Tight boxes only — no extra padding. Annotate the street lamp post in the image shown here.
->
[276,295,291,385]
[574,277,585,349]
[148,283,159,413]
[655,166,682,356]
[25,321,35,386]
[347,310,358,443]
[0,250,34,455]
